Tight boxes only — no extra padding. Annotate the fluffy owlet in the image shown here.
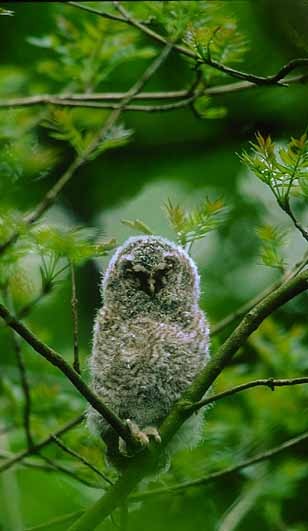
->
[88,236,210,463]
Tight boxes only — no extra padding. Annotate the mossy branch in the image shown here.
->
[186,376,308,412]
[0,303,132,446]
[68,269,308,531]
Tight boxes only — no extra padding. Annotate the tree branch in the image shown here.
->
[133,429,308,499]
[70,262,80,374]
[282,199,308,244]
[12,335,33,448]
[0,74,306,112]
[88,1,308,87]
[51,435,113,486]
[159,269,308,446]
[38,453,101,489]
[68,269,308,531]
[186,377,308,413]
[0,302,133,445]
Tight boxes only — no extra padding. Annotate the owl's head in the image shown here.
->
[103,236,200,321]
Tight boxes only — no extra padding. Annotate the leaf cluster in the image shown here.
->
[28,12,155,92]
[165,196,228,246]
[32,225,116,264]
[256,224,288,271]
[185,19,248,68]
[42,108,133,159]
[240,132,308,206]
[120,197,228,248]
[0,109,59,194]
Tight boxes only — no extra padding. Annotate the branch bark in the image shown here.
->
[0,302,132,445]
[186,376,308,413]
[68,268,308,530]
[0,74,306,111]
[68,1,308,87]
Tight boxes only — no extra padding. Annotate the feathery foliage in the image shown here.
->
[165,197,228,246]
[240,132,308,205]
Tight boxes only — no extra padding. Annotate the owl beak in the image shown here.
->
[149,278,156,295]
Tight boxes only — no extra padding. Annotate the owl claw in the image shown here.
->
[143,426,161,444]
[126,419,150,447]
[124,420,161,451]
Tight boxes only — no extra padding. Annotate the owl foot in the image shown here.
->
[119,420,161,456]
[143,426,162,444]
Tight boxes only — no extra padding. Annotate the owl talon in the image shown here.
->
[126,419,150,447]
[143,426,161,444]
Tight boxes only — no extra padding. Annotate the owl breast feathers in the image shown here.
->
[88,235,210,452]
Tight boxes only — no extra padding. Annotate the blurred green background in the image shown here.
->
[0,2,307,530]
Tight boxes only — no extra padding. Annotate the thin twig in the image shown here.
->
[0,74,306,111]
[0,302,134,446]
[68,270,308,531]
[133,430,308,499]
[25,511,84,531]
[12,334,33,448]
[70,261,80,374]
[38,453,101,489]
[51,435,113,486]
[17,290,49,320]
[0,450,57,472]
[68,1,126,23]
[111,2,308,86]
[186,376,308,413]
[2,286,34,449]
[0,414,83,474]
[283,200,308,244]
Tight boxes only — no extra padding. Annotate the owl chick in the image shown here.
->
[88,235,210,463]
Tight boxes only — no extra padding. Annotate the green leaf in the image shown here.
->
[165,197,228,246]
[120,219,153,235]
[32,225,117,264]
[240,131,308,202]
[194,95,227,120]
[0,8,14,16]
[256,224,287,271]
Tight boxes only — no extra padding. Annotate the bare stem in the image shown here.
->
[38,453,100,489]
[0,302,133,445]
[110,2,308,86]
[186,376,308,413]
[0,74,306,111]
[68,269,308,531]
[13,335,33,449]
[282,200,308,244]
[0,414,84,474]
[70,262,80,374]
[25,510,84,531]
[51,435,113,486]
